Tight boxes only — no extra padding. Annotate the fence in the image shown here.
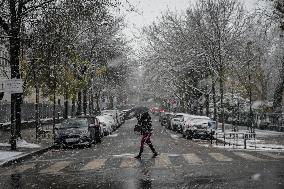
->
[222,112,284,132]
[0,102,69,123]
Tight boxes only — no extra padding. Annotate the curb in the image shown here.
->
[0,145,54,167]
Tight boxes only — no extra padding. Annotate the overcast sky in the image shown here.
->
[121,0,260,50]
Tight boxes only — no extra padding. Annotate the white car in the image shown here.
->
[96,115,116,136]
[170,113,192,132]
[101,110,121,127]
[183,116,216,139]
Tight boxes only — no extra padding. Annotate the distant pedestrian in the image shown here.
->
[134,111,158,159]
[161,124,168,134]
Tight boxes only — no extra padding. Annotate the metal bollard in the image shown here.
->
[244,138,247,149]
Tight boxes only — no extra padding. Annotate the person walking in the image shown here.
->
[134,111,158,159]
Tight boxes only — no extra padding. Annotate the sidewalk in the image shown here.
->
[0,124,54,167]
[213,123,284,151]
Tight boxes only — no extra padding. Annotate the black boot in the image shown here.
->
[149,144,158,158]
[135,146,143,159]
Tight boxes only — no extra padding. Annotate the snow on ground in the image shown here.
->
[108,133,119,137]
[0,151,23,161]
[170,134,179,139]
[0,139,41,148]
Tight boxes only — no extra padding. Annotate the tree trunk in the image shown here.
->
[76,90,82,115]
[95,93,101,114]
[273,58,284,113]
[71,98,76,118]
[212,79,217,123]
[205,93,210,117]
[109,95,114,109]
[220,74,225,132]
[83,89,87,115]
[63,92,68,119]
[9,0,22,140]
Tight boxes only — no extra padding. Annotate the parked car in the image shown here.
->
[123,109,137,120]
[96,115,116,135]
[54,117,100,148]
[183,116,216,139]
[161,112,175,129]
[170,113,192,132]
[101,110,121,128]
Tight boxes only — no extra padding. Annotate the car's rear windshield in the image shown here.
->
[60,119,88,128]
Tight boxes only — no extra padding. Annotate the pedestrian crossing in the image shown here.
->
[1,152,283,175]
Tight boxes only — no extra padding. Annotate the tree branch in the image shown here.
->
[21,0,55,16]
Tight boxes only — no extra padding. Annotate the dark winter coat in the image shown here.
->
[137,112,153,134]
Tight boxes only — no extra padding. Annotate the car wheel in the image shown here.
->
[54,143,61,149]
[87,142,92,148]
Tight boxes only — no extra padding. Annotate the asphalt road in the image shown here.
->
[0,116,284,189]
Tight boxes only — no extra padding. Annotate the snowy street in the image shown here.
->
[1,0,284,188]
[0,117,283,189]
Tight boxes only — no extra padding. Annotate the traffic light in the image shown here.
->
[0,92,4,100]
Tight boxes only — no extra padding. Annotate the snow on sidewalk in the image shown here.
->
[0,151,23,161]
[0,139,41,149]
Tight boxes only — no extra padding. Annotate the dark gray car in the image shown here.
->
[54,118,99,148]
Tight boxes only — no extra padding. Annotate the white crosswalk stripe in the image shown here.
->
[208,153,233,161]
[2,163,35,175]
[3,151,281,176]
[154,154,171,168]
[259,152,284,159]
[183,153,203,164]
[40,161,71,174]
[120,158,140,168]
[81,159,106,171]
[233,152,264,161]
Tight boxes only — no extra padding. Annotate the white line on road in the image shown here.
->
[113,153,135,158]
[233,152,264,161]
[2,163,35,176]
[108,133,119,137]
[154,153,171,168]
[183,153,203,164]
[208,153,233,161]
[40,161,71,174]
[120,158,140,168]
[80,159,106,171]
[259,152,284,159]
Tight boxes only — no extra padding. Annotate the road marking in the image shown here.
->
[154,154,171,167]
[113,153,135,158]
[259,152,284,159]
[108,133,119,137]
[120,158,139,168]
[2,163,35,175]
[233,152,264,161]
[208,153,233,161]
[183,153,203,164]
[40,161,71,174]
[81,159,106,171]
